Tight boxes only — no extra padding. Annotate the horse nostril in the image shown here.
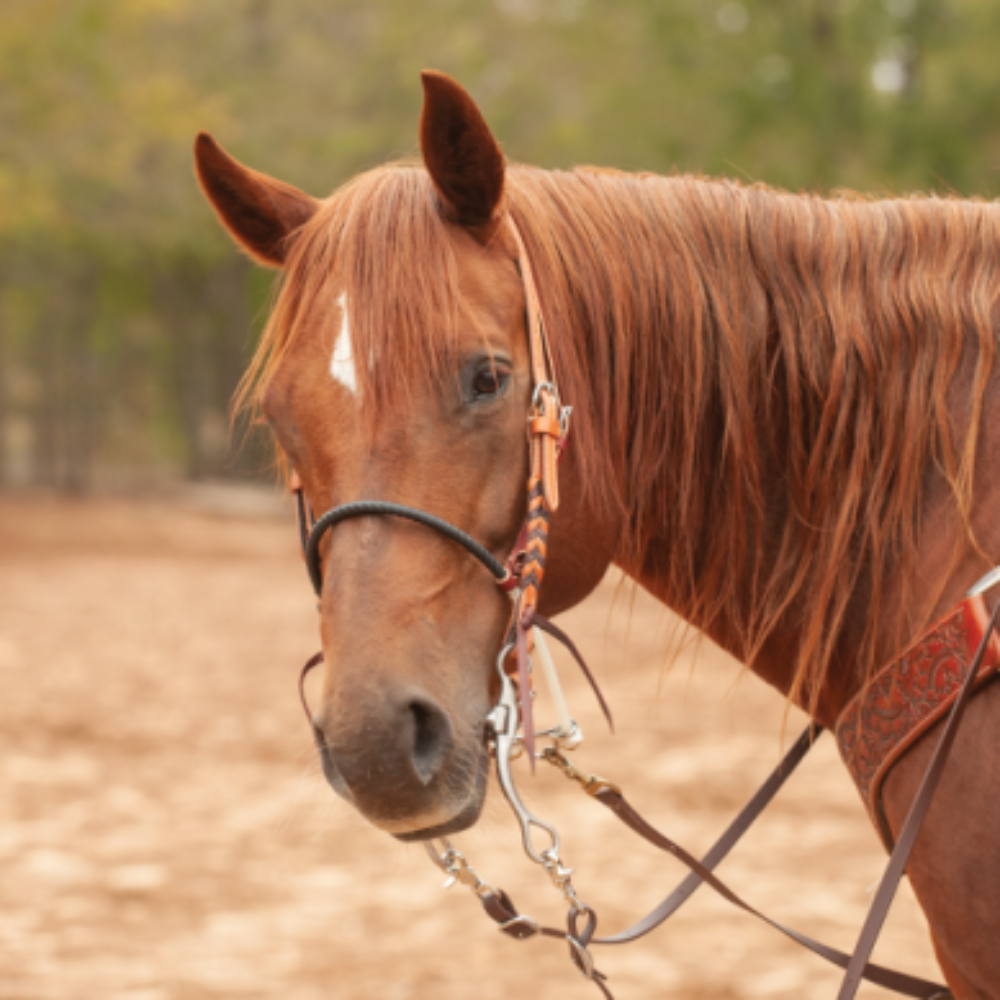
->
[407,698,454,786]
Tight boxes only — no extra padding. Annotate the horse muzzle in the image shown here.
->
[312,685,489,839]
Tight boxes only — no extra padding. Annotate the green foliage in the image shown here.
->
[2,0,999,486]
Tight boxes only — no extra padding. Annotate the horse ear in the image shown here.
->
[419,70,505,229]
[193,133,319,268]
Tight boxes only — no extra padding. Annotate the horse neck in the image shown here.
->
[528,170,1000,727]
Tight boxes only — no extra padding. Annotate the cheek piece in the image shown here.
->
[287,216,967,1000]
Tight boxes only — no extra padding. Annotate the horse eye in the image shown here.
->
[472,368,504,398]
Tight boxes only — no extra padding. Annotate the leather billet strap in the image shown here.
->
[836,591,1000,849]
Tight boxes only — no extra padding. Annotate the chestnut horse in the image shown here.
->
[195,72,1000,997]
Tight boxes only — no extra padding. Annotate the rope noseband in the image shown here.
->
[305,500,508,595]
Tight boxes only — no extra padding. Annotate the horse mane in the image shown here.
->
[239,160,1000,716]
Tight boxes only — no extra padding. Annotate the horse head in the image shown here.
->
[194,72,617,840]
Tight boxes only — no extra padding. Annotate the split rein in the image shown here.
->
[287,217,978,1000]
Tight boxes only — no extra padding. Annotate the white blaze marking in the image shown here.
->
[330,293,357,394]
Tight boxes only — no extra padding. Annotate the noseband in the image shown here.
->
[304,500,507,594]
[287,214,989,1000]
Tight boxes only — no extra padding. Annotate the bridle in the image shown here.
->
[286,214,989,1000]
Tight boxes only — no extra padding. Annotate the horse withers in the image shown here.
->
[195,71,1000,997]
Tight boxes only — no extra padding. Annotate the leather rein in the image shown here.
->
[287,215,990,1000]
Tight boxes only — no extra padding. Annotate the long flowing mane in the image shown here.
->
[240,161,1000,716]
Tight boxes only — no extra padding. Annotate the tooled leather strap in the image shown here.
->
[836,591,1000,850]
[834,597,1000,999]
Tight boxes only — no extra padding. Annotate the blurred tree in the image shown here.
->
[1,0,998,489]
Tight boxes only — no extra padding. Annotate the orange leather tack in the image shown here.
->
[530,413,562,438]
[540,438,559,511]
[506,217,564,751]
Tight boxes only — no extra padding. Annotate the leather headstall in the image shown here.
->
[503,217,571,765]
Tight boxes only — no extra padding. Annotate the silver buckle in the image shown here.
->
[531,381,559,411]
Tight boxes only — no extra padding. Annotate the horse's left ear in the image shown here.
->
[420,70,505,230]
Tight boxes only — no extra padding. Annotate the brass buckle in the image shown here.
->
[540,747,621,797]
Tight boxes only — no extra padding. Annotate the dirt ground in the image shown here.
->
[0,492,945,1000]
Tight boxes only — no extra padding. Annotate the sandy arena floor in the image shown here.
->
[0,493,943,999]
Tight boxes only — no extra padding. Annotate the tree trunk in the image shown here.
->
[0,278,8,488]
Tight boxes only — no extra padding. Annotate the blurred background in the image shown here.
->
[3,0,1000,491]
[3,1,999,998]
